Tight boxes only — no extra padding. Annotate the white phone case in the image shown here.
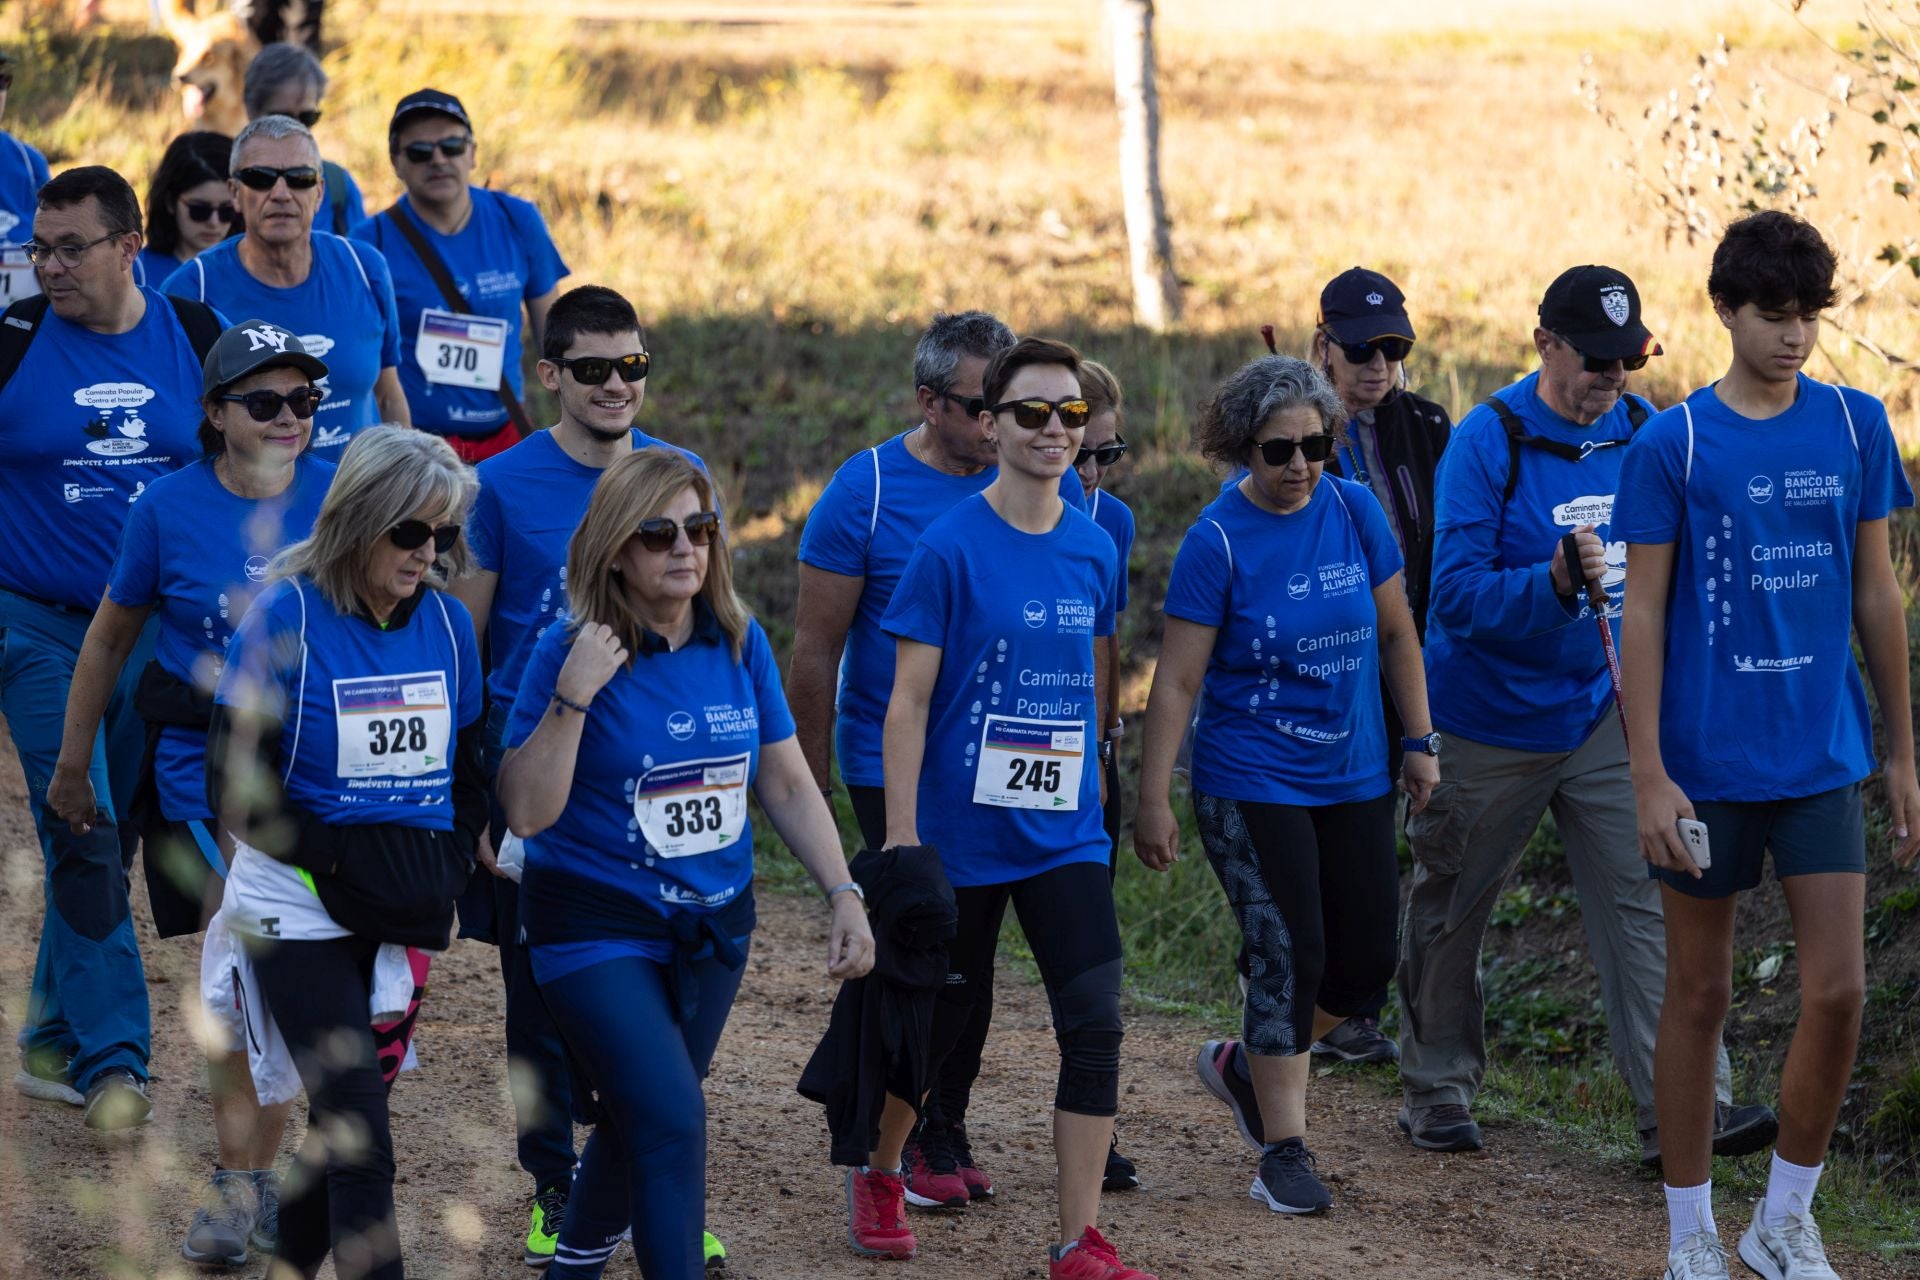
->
[1676,818,1711,871]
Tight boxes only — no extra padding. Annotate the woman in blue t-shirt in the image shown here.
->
[1134,355,1438,1217]
[208,424,486,1280]
[498,448,873,1280]
[138,131,237,288]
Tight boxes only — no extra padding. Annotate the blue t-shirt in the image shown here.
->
[1088,488,1136,614]
[0,130,50,305]
[135,248,186,291]
[351,190,568,438]
[796,431,1086,788]
[215,578,483,828]
[1166,478,1403,806]
[506,612,794,979]
[0,288,211,608]
[107,456,334,820]
[1425,372,1644,753]
[1614,376,1914,801]
[321,160,366,238]
[881,493,1115,887]
[470,430,710,709]
[163,233,402,462]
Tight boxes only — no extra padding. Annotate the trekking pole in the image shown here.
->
[1561,531,1629,748]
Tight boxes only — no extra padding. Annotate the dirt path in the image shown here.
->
[0,733,1902,1280]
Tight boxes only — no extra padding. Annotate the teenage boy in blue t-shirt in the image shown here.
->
[1616,211,1918,1280]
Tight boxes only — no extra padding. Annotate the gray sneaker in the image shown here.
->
[1738,1207,1841,1280]
[1664,1230,1731,1279]
[14,1060,83,1107]
[82,1068,151,1131]
[181,1168,258,1268]
[249,1169,281,1253]
[1310,1016,1399,1065]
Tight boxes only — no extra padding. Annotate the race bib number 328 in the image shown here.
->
[333,672,452,779]
[973,715,1085,811]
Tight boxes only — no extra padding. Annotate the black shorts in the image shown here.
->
[1651,782,1866,899]
[143,816,226,937]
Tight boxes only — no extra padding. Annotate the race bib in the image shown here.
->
[972,715,1084,811]
[332,672,453,779]
[415,308,506,390]
[634,753,750,858]
[0,247,39,303]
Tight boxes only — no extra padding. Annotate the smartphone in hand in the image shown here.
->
[1676,818,1711,871]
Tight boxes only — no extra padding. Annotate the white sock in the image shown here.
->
[1761,1153,1822,1228]
[1665,1181,1717,1252]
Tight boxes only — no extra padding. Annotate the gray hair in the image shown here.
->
[230,114,322,174]
[273,426,477,613]
[243,43,329,120]
[912,310,1016,394]
[1194,354,1346,468]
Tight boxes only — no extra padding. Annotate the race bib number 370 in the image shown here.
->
[635,754,751,858]
[333,672,453,779]
[973,715,1084,811]
[416,308,507,390]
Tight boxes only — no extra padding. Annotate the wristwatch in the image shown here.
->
[1401,732,1441,756]
[826,880,866,905]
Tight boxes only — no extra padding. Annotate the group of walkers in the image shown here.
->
[0,35,1914,1280]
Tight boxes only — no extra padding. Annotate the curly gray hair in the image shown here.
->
[1194,354,1345,468]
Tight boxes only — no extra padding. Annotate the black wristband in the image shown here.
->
[553,692,592,716]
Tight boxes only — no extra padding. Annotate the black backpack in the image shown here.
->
[0,292,224,396]
[1483,392,1651,503]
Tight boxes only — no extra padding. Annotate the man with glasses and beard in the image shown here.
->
[1396,266,1773,1170]
[447,284,725,1272]
[353,88,569,463]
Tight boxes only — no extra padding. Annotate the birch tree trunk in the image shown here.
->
[1108,0,1182,331]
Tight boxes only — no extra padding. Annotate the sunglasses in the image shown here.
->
[1555,334,1650,373]
[217,387,324,421]
[292,108,323,128]
[990,398,1091,431]
[1256,434,1336,466]
[1075,439,1129,468]
[182,200,237,225]
[551,352,649,384]
[634,511,721,552]
[1327,334,1414,365]
[387,520,462,554]
[401,135,471,164]
[937,389,986,417]
[0,73,13,92]
[234,165,320,192]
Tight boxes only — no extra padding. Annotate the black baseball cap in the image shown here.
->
[1317,267,1415,345]
[1538,265,1661,362]
[203,320,329,397]
[388,89,472,149]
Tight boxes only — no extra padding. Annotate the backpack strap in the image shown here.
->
[322,160,351,237]
[163,293,225,366]
[1490,392,1651,504]
[0,293,51,398]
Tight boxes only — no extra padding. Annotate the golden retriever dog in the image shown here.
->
[159,0,258,136]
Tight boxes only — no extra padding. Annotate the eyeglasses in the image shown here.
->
[634,511,721,552]
[1075,439,1129,468]
[551,352,649,384]
[234,165,320,192]
[400,135,471,164]
[292,108,323,128]
[1255,434,1336,466]
[216,387,324,421]
[182,200,238,225]
[387,520,462,554]
[1325,332,1413,365]
[1554,334,1650,373]
[936,389,986,417]
[990,398,1091,431]
[22,233,122,267]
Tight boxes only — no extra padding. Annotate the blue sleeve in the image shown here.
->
[796,453,876,576]
[468,472,504,573]
[505,625,566,748]
[1613,415,1688,544]
[1059,471,1086,509]
[510,197,568,298]
[1162,520,1231,628]
[880,540,953,648]
[451,598,483,729]
[1428,413,1576,639]
[1848,389,1915,521]
[339,167,367,229]
[746,622,798,743]
[29,145,49,187]
[1094,537,1117,640]
[1351,483,1405,587]
[1112,502,1135,614]
[105,488,162,608]
[357,242,404,371]
[159,257,204,301]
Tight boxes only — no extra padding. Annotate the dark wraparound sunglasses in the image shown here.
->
[1555,333,1651,373]
[991,398,1091,430]
[936,389,986,417]
[388,520,462,554]
[635,511,721,552]
[1256,434,1336,466]
[292,108,323,128]
[1326,333,1414,365]
[235,166,320,192]
[183,200,237,225]
[401,135,471,164]
[0,73,14,92]
[552,352,649,384]
[1075,439,1128,468]
[217,387,324,421]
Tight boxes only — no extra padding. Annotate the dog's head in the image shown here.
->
[161,2,259,136]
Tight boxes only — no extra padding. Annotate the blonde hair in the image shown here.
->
[1078,358,1124,427]
[273,425,477,613]
[566,448,750,662]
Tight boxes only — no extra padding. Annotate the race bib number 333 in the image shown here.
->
[333,672,452,779]
[635,754,751,857]
[973,715,1085,811]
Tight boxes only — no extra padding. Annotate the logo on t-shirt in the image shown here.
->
[1747,476,1775,504]
[0,211,18,238]
[1782,469,1845,507]
[299,333,337,358]
[1732,653,1814,673]
[1552,493,1614,527]
[310,425,350,451]
[75,383,157,458]
[1317,561,1367,597]
[667,710,696,741]
[1022,600,1047,628]
[244,555,271,582]
[1287,573,1311,601]
[62,481,110,503]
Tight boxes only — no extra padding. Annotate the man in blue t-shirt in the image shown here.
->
[0,51,50,307]
[1615,212,1918,1280]
[242,43,368,238]
[449,284,712,1270]
[351,88,570,464]
[1398,266,1768,1165]
[0,166,219,1130]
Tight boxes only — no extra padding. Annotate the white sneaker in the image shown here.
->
[1664,1229,1731,1278]
[1738,1209,1842,1279]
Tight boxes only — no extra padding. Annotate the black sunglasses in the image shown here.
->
[0,73,14,93]
[1075,439,1128,468]
[1325,331,1413,365]
[990,398,1091,431]
[387,520,462,554]
[182,200,237,225]
[1256,434,1336,466]
[216,387,324,421]
[234,165,320,192]
[551,352,649,384]
[937,389,986,417]
[401,136,471,164]
[1555,333,1650,373]
[635,511,721,552]
[292,108,323,128]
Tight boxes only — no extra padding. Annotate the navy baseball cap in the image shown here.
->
[203,320,328,396]
[1317,267,1415,345]
[388,89,472,148]
[1538,265,1661,362]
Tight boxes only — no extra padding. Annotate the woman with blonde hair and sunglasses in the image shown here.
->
[499,447,874,1280]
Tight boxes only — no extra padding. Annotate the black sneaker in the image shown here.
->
[1397,1103,1482,1152]
[1195,1039,1265,1151]
[1102,1133,1138,1192]
[1639,1101,1781,1168]
[1249,1137,1331,1214]
[82,1068,151,1131]
[1310,1016,1399,1066]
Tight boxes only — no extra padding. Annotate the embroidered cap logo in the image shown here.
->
[242,325,292,353]
[1364,291,1384,306]
[1599,285,1631,328]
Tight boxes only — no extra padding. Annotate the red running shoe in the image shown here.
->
[904,1130,970,1209]
[1048,1226,1159,1280]
[844,1167,917,1260]
[948,1123,995,1201]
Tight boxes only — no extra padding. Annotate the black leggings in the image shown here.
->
[1193,790,1398,1058]
[250,933,400,1280]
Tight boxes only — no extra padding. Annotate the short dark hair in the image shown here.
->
[542,285,645,361]
[145,132,235,259]
[1708,211,1839,315]
[913,310,1016,394]
[981,336,1081,409]
[38,166,143,239]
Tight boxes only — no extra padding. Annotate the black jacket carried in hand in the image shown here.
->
[798,845,958,1167]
